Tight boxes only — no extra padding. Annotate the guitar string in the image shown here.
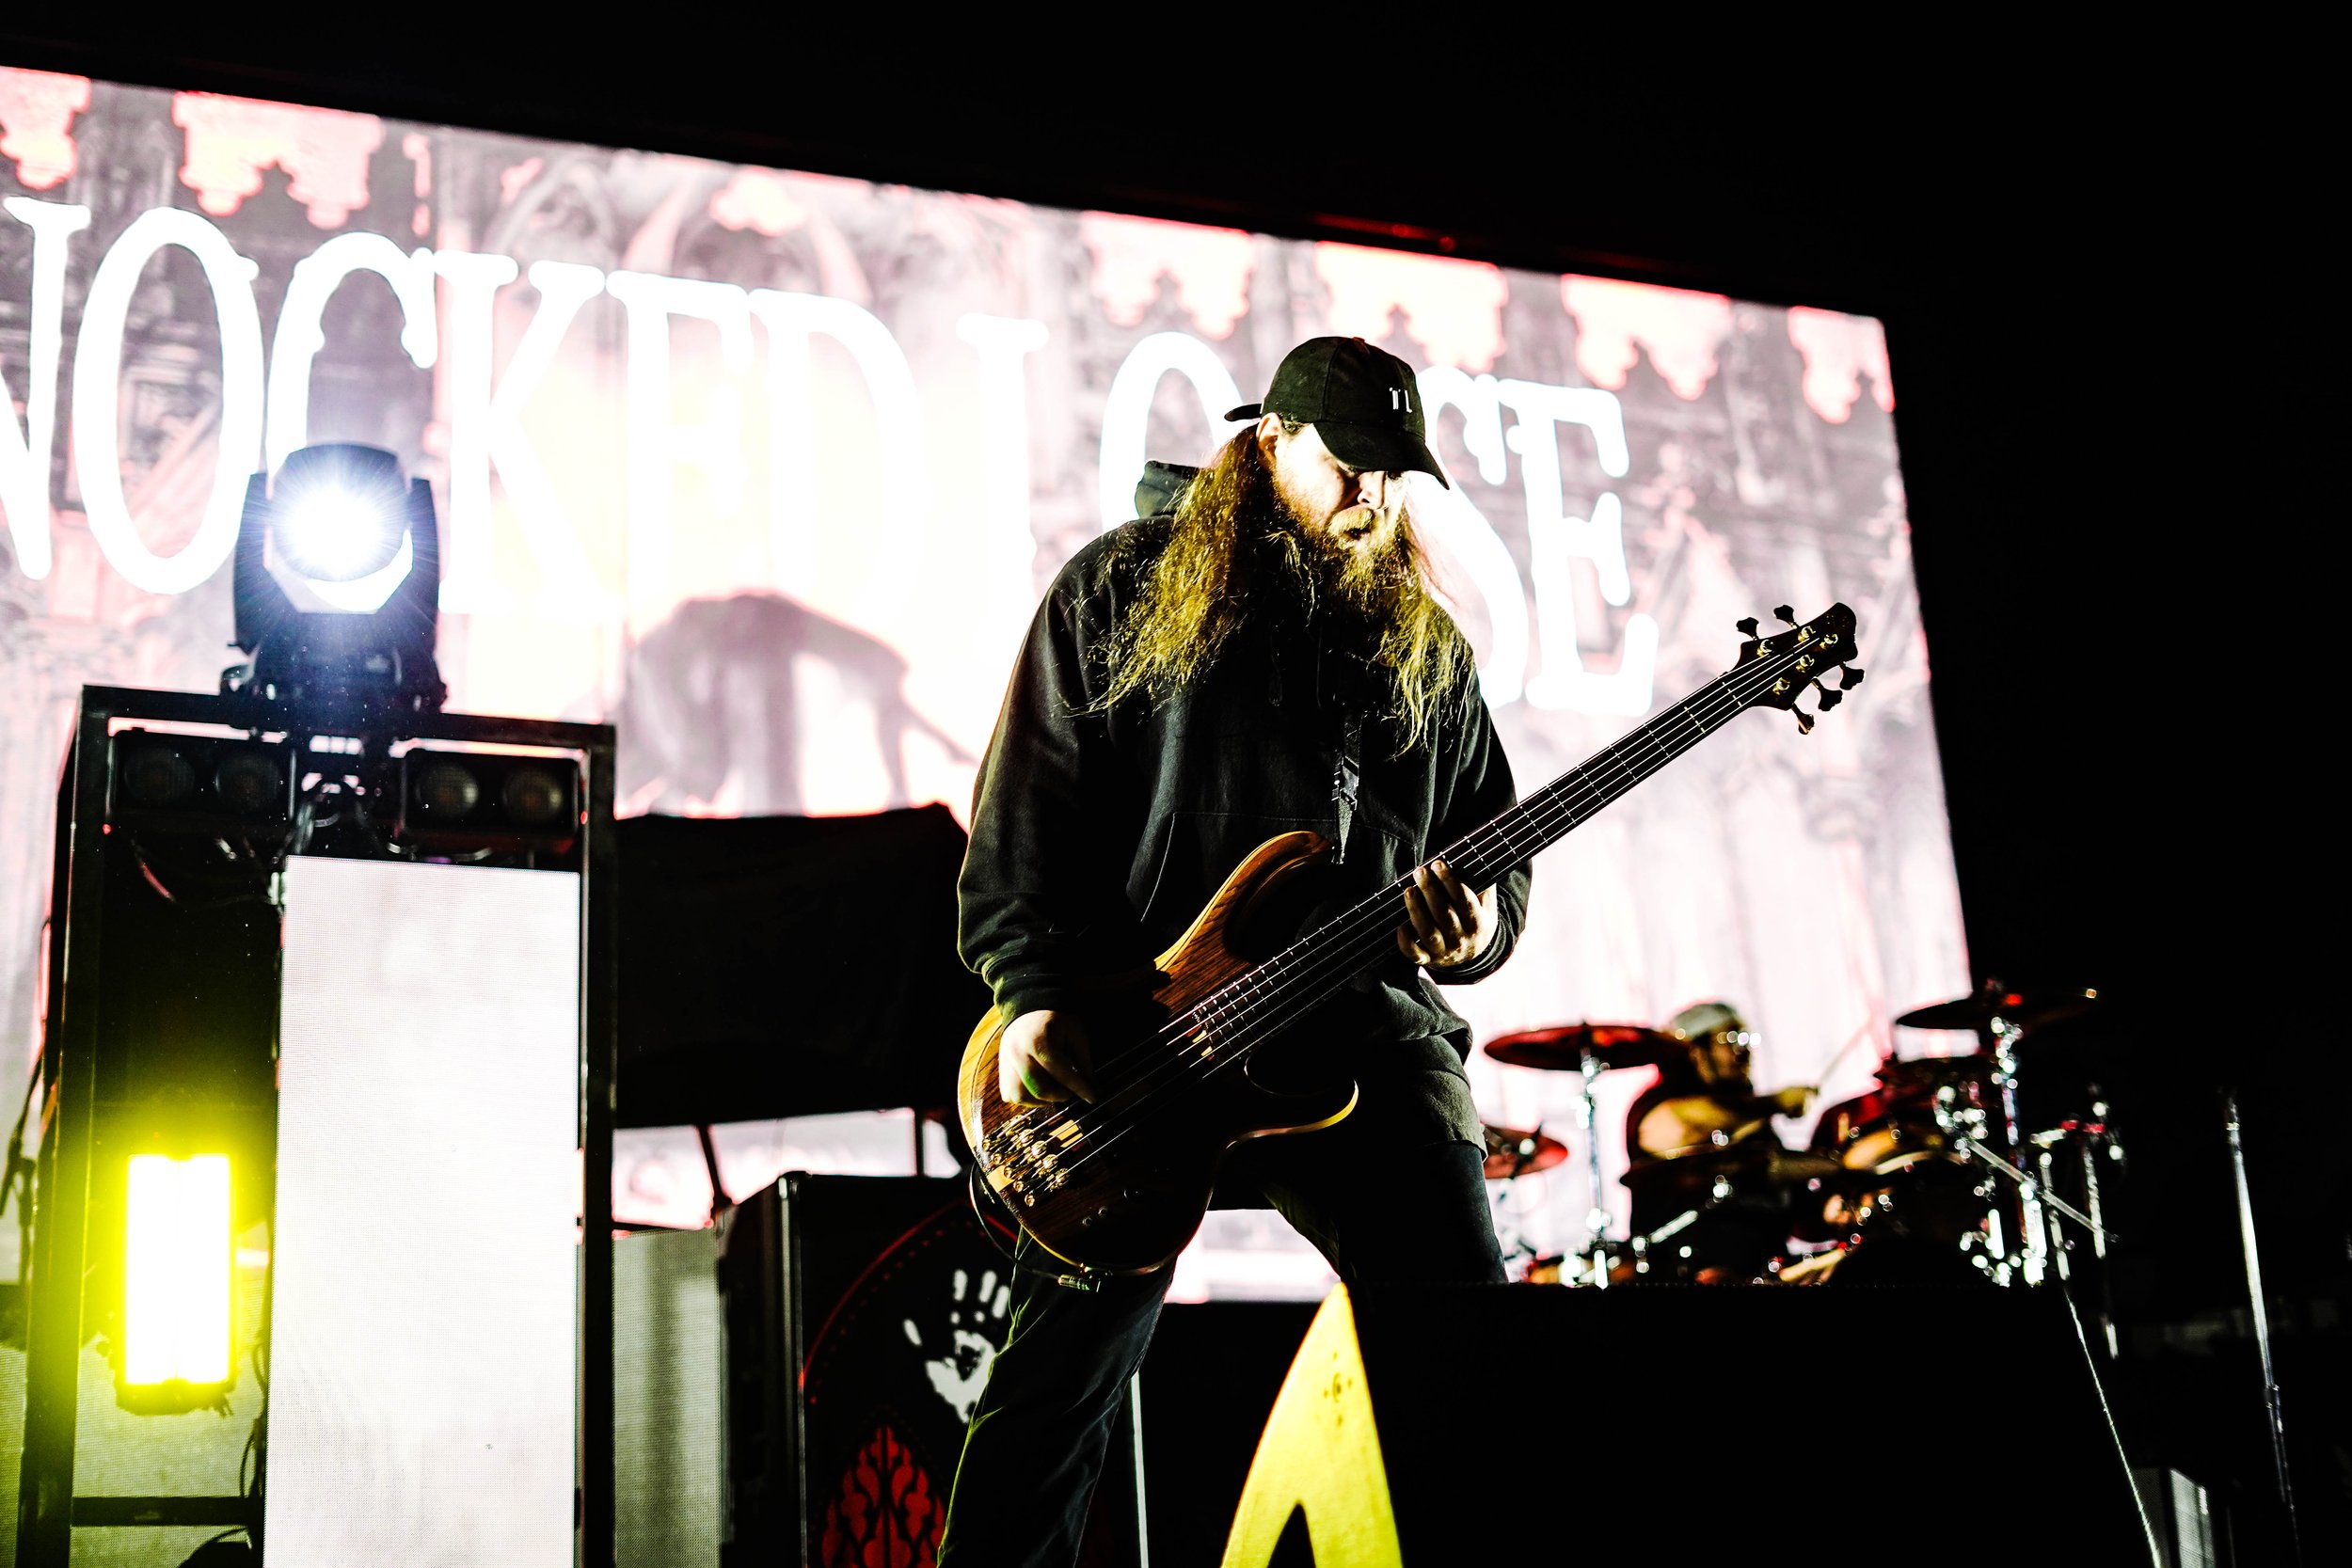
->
[1000,626,1842,1193]
[1014,675,1784,1216]
[1040,639,1801,1158]
[1072,616,1828,1092]
[1016,628,1830,1183]
[1036,643,1793,1186]
[1080,625,1821,1097]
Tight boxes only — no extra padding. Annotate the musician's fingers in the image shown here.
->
[1029,1037,1097,1105]
[1001,1048,1064,1105]
[1397,904,1451,969]
[1469,880,1498,942]
[1401,877,1439,942]
[1398,886,1437,959]
[1412,867,1467,945]
[1428,860,1486,928]
[1434,863,1499,955]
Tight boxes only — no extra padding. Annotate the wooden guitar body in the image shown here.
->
[956,830,1358,1275]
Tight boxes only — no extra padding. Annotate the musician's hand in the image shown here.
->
[1397,859,1498,972]
[999,1009,1097,1106]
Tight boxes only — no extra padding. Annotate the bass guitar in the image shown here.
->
[957,604,1861,1276]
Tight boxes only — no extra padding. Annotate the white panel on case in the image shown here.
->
[267,856,579,1565]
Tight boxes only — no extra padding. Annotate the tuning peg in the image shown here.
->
[1736,617,1759,637]
[1772,604,1795,625]
[1792,704,1816,736]
[1815,685,1844,709]
[1837,665,1866,689]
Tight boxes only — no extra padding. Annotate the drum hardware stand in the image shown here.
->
[1982,1017,2053,1286]
[1570,1208,1698,1286]
[1954,1135,2113,1242]
[2029,1117,2125,1356]
[2223,1090,2301,1564]
[1573,1046,1613,1287]
[2071,1104,2122,1356]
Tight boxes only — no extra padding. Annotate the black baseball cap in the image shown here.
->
[1226,337,1451,489]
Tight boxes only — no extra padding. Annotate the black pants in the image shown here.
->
[935,1087,1504,1568]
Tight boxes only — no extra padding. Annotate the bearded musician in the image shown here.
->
[940,339,1534,1566]
[1620,1001,1817,1278]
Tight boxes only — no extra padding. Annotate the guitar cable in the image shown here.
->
[965,1164,1106,1292]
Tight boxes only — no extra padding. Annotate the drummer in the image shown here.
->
[1621,1002,1817,1275]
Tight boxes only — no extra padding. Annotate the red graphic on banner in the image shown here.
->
[0,68,91,191]
[169,92,382,227]
[818,1425,941,1568]
[1561,276,1736,401]
[1316,243,1508,372]
[1786,306,1896,423]
[1079,212,1254,339]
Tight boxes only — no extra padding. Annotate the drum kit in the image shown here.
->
[1479,980,2119,1326]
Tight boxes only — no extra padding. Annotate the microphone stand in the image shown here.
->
[2223,1090,2300,1564]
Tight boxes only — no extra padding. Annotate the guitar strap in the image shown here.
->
[1332,706,1362,865]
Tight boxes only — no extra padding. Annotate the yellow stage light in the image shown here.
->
[123,1153,233,1387]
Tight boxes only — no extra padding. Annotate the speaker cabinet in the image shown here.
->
[1223,1284,2155,1567]
[1138,1302,1318,1568]
[718,1174,1142,1567]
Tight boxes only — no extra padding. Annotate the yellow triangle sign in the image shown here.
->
[1221,1285,1405,1568]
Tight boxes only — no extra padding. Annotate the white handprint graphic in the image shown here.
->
[903,1266,1011,1423]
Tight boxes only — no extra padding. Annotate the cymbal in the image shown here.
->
[1622,1139,1890,1201]
[1485,1022,1681,1072]
[1481,1124,1568,1180]
[1895,982,2098,1035]
[1872,1054,1990,1094]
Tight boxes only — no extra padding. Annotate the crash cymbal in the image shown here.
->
[1481,1124,1568,1180]
[1485,1022,1681,1072]
[1895,981,2098,1035]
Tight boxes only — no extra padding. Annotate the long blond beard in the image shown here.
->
[1094,434,1470,753]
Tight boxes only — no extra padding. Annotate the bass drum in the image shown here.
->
[1804,1085,1991,1286]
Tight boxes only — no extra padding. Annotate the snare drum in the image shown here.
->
[1810,1084,1946,1172]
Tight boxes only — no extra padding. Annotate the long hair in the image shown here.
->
[1094,427,1473,753]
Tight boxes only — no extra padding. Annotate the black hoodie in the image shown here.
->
[956,516,1534,1135]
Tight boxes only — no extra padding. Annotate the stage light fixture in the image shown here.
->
[107,730,294,837]
[26,686,619,1563]
[228,442,447,725]
[119,740,198,809]
[212,748,283,815]
[502,765,569,830]
[119,1152,235,1409]
[396,748,582,856]
[413,758,481,818]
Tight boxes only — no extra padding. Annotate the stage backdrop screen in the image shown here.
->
[0,68,1967,1277]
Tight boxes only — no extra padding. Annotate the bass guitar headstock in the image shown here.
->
[1731,603,1862,735]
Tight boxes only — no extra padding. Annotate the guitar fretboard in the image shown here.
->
[1184,614,1843,1058]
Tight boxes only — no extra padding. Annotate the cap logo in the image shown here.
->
[1390,387,1413,414]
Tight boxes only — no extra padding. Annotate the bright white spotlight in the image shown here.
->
[276,485,406,584]
[230,443,449,723]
